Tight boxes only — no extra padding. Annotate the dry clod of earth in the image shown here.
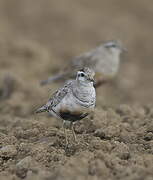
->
[0,145,17,159]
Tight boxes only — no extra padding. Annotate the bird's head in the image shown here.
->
[104,40,127,54]
[76,67,95,85]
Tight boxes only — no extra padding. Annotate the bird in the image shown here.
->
[36,67,96,145]
[40,40,127,87]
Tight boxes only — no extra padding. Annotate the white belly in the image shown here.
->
[55,92,92,113]
[50,92,94,121]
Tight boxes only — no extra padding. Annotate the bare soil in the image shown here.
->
[0,0,153,180]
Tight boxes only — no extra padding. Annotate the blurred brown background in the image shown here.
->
[1,2,153,180]
[0,0,153,115]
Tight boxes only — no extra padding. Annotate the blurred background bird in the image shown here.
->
[40,40,127,87]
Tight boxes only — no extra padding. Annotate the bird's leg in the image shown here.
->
[70,122,77,142]
[63,121,68,145]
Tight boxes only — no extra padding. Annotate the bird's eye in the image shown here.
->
[80,72,85,77]
[105,42,116,48]
[111,44,116,48]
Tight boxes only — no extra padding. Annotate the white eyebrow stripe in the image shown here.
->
[104,42,115,47]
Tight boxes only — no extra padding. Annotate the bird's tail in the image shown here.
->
[40,72,68,86]
[35,105,48,113]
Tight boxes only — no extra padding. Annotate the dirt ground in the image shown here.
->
[0,0,153,180]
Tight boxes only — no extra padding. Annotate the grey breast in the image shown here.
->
[51,81,95,122]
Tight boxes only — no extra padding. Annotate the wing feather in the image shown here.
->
[47,80,73,110]
[36,81,73,113]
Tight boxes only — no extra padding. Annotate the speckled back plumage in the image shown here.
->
[36,68,96,122]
